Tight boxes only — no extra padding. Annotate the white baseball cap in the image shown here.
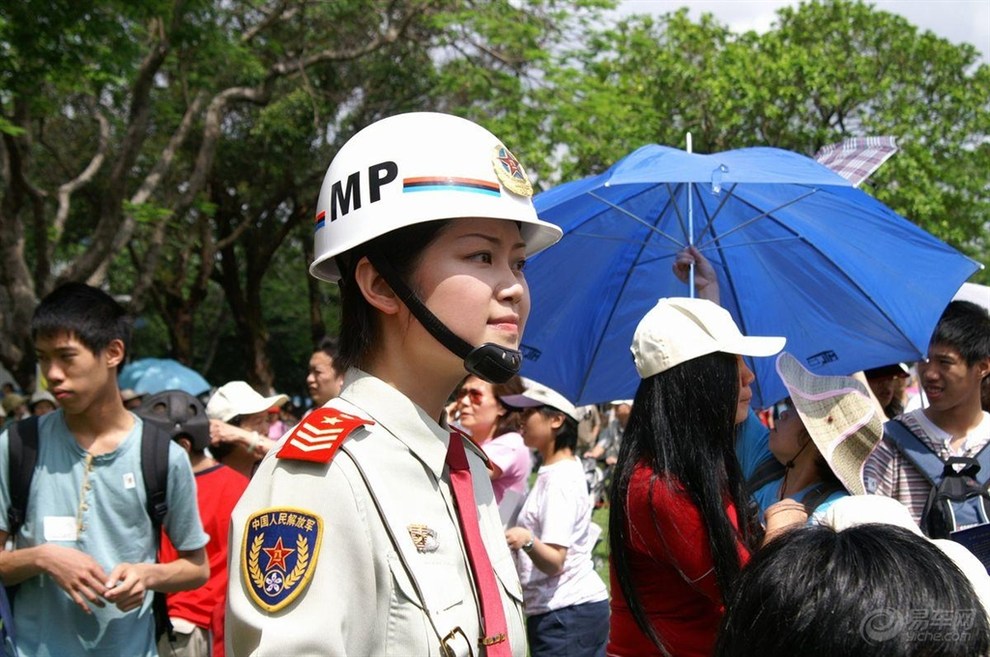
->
[500,380,579,422]
[206,381,288,423]
[631,297,785,378]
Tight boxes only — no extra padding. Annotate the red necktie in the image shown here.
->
[446,433,512,656]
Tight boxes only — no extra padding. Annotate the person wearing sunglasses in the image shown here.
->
[749,353,885,525]
[455,374,532,513]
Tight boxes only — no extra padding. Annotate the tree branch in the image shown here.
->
[59,13,176,286]
[242,0,297,43]
[53,110,110,244]
[131,91,208,206]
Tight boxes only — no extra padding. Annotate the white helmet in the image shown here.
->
[310,112,562,282]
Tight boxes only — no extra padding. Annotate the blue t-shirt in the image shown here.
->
[0,411,208,657]
[737,409,847,524]
[752,478,847,524]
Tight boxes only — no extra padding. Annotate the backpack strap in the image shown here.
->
[140,422,170,530]
[802,480,845,515]
[139,421,173,644]
[886,419,990,486]
[745,455,785,496]
[970,442,990,484]
[6,417,40,538]
[883,419,946,487]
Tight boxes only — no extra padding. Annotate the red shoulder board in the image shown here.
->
[276,407,375,464]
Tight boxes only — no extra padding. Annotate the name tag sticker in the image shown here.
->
[44,516,78,542]
[122,473,136,489]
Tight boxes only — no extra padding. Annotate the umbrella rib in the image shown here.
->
[695,188,820,250]
[569,232,667,246]
[588,191,686,249]
[575,196,666,403]
[664,183,690,242]
[634,236,806,269]
[690,182,737,243]
[697,205,769,407]
[695,236,804,251]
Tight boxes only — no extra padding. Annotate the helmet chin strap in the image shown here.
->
[365,249,522,384]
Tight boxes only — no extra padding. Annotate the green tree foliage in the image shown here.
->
[528,0,989,275]
[0,0,610,394]
[2,0,985,395]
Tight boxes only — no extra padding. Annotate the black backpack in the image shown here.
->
[885,419,990,539]
[4,416,174,643]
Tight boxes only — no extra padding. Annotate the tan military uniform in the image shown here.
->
[226,369,526,656]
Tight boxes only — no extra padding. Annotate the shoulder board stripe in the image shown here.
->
[277,407,374,464]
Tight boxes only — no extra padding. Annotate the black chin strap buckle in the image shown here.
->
[464,344,521,384]
[366,248,523,385]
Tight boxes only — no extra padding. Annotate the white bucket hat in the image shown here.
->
[500,380,579,422]
[775,352,883,496]
[631,297,785,378]
[206,381,288,423]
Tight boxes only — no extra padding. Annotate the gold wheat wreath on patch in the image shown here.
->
[248,533,310,593]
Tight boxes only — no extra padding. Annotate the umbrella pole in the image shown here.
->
[687,132,695,298]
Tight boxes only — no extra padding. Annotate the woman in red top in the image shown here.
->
[607,297,790,657]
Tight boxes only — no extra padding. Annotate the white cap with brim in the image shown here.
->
[631,297,786,379]
[206,381,289,423]
[500,380,579,422]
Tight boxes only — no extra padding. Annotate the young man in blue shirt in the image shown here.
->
[0,283,208,657]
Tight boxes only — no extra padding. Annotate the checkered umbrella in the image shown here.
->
[814,136,898,188]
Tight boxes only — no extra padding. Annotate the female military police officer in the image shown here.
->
[225,113,562,656]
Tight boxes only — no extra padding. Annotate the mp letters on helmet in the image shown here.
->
[309,113,560,284]
[319,161,398,226]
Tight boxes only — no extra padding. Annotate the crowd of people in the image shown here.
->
[0,110,987,657]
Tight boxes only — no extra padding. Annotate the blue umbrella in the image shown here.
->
[119,358,211,396]
[520,144,980,409]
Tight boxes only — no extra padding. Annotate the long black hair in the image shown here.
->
[608,351,759,655]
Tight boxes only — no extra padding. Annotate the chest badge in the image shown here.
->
[407,524,440,553]
[243,508,323,612]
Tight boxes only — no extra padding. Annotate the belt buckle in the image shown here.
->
[440,626,473,657]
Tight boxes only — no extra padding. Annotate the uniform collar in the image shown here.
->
[338,369,453,480]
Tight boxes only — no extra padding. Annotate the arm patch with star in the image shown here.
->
[276,407,375,464]
[242,507,323,612]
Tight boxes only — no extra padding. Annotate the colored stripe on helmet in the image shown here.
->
[403,177,500,196]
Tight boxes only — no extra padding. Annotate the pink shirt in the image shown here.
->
[483,431,531,503]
